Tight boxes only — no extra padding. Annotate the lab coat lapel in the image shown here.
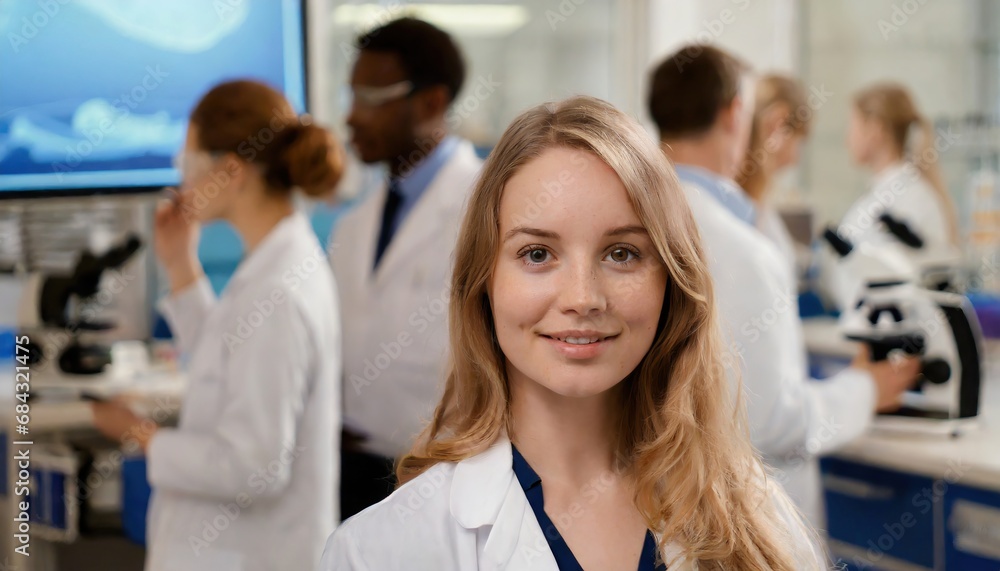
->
[450,436,559,571]
[373,143,475,284]
[343,184,384,286]
[373,181,443,284]
[448,436,698,570]
[222,213,303,300]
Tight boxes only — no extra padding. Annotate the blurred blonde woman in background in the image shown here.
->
[321,95,824,570]
[841,82,959,267]
[736,74,812,277]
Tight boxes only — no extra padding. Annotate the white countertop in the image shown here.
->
[834,376,1000,490]
[27,365,186,433]
[805,317,1000,491]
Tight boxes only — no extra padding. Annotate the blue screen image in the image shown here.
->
[0,0,305,193]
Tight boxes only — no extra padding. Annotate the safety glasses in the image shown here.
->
[348,80,416,108]
[171,151,222,181]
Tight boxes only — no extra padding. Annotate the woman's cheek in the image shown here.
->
[635,266,667,322]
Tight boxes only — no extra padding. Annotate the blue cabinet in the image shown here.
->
[121,457,151,546]
[943,484,1000,570]
[822,457,1000,570]
[822,457,940,570]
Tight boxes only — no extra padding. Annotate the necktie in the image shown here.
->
[374,181,403,268]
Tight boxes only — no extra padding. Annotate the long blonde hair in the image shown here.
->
[854,82,958,243]
[736,74,812,202]
[398,96,820,569]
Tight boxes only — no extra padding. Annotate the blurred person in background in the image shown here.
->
[648,45,920,529]
[820,83,960,310]
[329,17,482,520]
[736,74,812,279]
[91,79,344,571]
[841,82,960,266]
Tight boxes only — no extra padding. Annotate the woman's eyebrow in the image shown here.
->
[503,225,648,242]
[503,227,559,241]
[605,225,648,237]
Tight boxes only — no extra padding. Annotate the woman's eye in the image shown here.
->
[516,245,552,266]
[527,248,549,264]
[606,246,638,264]
[609,248,631,263]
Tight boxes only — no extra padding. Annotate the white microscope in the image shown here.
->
[823,227,983,435]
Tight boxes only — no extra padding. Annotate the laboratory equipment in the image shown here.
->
[824,229,983,435]
[16,233,144,375]
[841,281,982,434]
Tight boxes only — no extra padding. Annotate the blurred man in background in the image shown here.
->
[647,44,919,528]
[329,17,482,520]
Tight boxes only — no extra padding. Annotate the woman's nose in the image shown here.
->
[558,258,607,316]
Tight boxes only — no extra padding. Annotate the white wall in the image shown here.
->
[307,0,337,126]
[307,0,624,145]
[646,0,800,74]
[800,0,986,227]
[641,0,802,156]
[644,0,992,239]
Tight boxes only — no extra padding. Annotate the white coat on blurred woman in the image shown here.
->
[91,80,345,571]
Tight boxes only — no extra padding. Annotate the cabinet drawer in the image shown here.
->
[821,458,938,570]
[945,485,1000,570]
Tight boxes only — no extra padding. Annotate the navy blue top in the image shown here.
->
[510,445,667,571]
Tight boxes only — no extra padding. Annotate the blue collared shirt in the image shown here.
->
[386,135,460,236]
[511,445,666,571]
[674,164,756,225]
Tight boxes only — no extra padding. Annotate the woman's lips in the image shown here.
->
[540,333,618,360]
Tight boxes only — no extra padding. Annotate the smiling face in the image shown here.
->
[489,147,668,399]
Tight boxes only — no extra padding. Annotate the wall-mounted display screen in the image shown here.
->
[0,0,306,197]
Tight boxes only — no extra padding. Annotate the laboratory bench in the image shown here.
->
[805,317,1000,571]
[0,365,185,571]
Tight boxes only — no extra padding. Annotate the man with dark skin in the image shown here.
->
[348,50,448,174]
[329,17,483,521]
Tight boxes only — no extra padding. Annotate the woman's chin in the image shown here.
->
[538,376,622,400]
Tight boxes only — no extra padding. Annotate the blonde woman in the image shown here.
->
[841,82,959,266]
[320,96,824,570]
[736,74,812,277]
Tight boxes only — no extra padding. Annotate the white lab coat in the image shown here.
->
[839,162,957,267]
[682,181,875,529]
[319,436,822,570]
[330,141,482,458]
[146,212,340,571]
[757,202,798,284]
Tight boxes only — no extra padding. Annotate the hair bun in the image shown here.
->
[279,122,345,198]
